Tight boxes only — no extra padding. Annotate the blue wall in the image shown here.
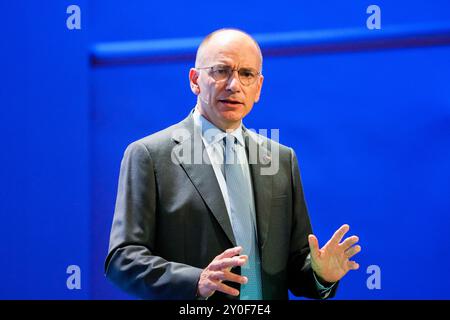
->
[1,2,90,298]
[1,0,449,299]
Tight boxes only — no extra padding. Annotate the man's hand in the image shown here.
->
[308,224,361,283]
[197,246,248,298]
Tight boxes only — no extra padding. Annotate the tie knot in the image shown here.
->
[224,134,236,146]
[223,134,239,165]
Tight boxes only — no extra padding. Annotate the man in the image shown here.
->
[105,28,361,300]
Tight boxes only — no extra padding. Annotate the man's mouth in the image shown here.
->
[218,99,243,105]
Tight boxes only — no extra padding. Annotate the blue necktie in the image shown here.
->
[223,134,262,300]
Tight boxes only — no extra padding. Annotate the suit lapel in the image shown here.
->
[243,128,273,250]
[172,114,237,247]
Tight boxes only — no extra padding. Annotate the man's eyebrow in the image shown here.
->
[240,66,258,70]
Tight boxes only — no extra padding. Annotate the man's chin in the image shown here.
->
[219,112,245,125]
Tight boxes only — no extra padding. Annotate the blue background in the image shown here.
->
[1,1,449,299]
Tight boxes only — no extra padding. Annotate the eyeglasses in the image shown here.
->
[196,64,261,86]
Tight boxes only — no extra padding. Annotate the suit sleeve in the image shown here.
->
[104,141,203,300]
[287,148,338,299]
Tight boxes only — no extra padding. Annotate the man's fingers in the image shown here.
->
[223,270,248,284]
[210,271,248,284]
[330,224,350,245]
[216,246,242,260]
[347,260,360,270]
[212,281,240,296]
[210,256,248,271]
[345,245,361,259]
[308,234,320,258]
[340,235,359,250]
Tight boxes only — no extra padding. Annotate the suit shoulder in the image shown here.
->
[127,121,186,155]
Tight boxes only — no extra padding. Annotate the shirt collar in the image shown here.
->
[193,106,245,147]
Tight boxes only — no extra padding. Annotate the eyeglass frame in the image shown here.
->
[195,64,262,86]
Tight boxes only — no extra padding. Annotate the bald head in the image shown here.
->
[195,28,263,72]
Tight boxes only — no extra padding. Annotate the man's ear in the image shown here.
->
[189,68,200,95]
[254,74,264,103]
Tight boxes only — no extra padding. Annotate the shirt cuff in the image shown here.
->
[313,271,336,295]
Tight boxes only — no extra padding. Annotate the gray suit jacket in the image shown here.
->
[105,111,338,300]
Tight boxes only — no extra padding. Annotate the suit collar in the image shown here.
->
[171,110,236,246]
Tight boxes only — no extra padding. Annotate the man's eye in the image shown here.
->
[240,70,255,78]
[215,68,229,75]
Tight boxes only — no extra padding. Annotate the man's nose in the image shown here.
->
[225,70,241,92]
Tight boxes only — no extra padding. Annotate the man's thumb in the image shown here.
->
[308,234,320,258]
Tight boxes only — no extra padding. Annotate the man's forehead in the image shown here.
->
[208,48,253,61]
